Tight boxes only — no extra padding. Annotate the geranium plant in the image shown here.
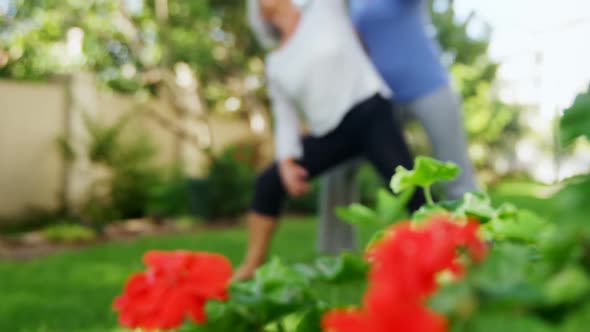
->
[322,217,486,332]
[113,134,590,332]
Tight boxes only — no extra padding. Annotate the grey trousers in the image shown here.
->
[397,85,478,199]
[317,85,478,253]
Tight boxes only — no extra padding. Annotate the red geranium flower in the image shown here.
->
[367,217,485,296]
[113,250,232,331]
[322,308,371,332]
[322,216,486,332]
[323,302,445,332]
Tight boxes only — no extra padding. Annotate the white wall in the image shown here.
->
[0,75,272,219]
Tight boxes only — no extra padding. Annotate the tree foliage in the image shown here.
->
[1,0,520,173]
[0,0,264,112]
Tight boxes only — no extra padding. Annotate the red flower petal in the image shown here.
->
[187,298,207,324]
[322,308,371,332]
[322,215,486,332]
[114,250,233,331]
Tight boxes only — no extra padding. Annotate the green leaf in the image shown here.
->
[430,282,476,319]
[198,258,320,332]
[390,156,461,194]
[295,306,327,332]
[438,197,465,212]
[540,224,582,268]
[254,258,309,286]
[313,253,368,283]
[484,210,549,243]
[494,202,519,220]
[336,189,412,229]
[453,192,496,222]
[192,299,254,332]
[365,229,387,251]
[544,266,590,306]
[411,204,448,222]
[254,258,312,307]
[460,313,555,332]
[470,243,546,305]
[292,263,320,281]
[375,188,411,223]
[551,175,590,224]
[561,301,590,332]
[560,87,590,147]
[336,204,379,226]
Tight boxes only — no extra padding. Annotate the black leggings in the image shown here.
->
[252,94,425,217]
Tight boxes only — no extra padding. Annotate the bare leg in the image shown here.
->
[233,212,278,281]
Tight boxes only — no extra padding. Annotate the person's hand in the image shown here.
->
[278,159,310,197]
[232,263,257,281]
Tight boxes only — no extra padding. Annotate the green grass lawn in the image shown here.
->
[0,217,367,332]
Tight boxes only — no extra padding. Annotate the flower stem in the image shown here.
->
[424,186,434,206]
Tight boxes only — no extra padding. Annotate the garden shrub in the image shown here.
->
[0,209,64,235]
[205,143,258,220]
[146,168,191,220]
[59,113,165,229]
[41,223,96,243]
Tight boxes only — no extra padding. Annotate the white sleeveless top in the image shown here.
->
[265,0,390,161]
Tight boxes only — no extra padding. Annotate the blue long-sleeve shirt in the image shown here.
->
[349,0,449,102]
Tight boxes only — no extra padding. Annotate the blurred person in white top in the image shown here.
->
[233,0,424,280]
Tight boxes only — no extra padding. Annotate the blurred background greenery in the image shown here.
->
[0,0,522,230]
[0,0,517,149]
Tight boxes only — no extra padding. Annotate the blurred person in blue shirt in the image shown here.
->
[325,0,478,199]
